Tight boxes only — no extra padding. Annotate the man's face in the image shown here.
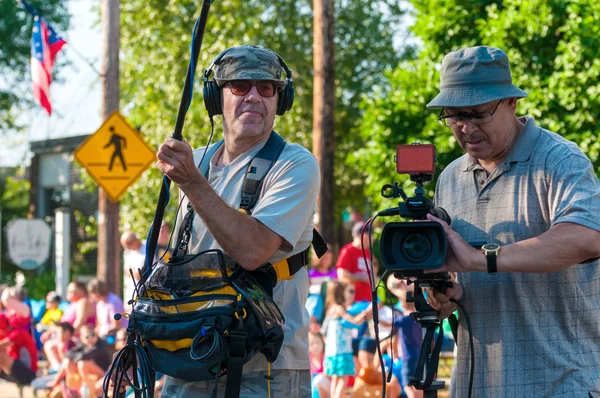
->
[89,292,99,303]
[46,300,59,309]
[66,283,77,302]
[80,328,98,348]
[443,99,518,162]
[221,79,278,143]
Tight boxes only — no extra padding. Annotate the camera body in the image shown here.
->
[379,143,450,278]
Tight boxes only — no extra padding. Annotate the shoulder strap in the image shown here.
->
[200,140,224,178]
[240,131,286,213]
[240,132,329,260]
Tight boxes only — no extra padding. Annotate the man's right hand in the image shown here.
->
[426,281,464,319]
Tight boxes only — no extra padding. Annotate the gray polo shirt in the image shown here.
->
[435,116,600,397]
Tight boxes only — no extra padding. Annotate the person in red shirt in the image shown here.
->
[0,291,38,385]
[335,222,378,302]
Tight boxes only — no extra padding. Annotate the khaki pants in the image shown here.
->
[161,369,311,398]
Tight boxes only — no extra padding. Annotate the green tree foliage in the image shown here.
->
[0,168,31,282]
[118,0,408,236]
[0,0,69,131]
[355,0,600,212]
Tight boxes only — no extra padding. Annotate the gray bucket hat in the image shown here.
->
[214,45,287,89]
[427,46,527,108]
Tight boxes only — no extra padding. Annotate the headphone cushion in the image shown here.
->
[203,81,222,117]
[276,84,294,116]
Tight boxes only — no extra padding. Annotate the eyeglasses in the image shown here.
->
[225,80,278,98]
[438,100,503,127]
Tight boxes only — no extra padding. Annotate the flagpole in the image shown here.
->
[66,45,103,77]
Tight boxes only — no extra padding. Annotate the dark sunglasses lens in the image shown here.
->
[256,82,276,97]
[230,82,252,96]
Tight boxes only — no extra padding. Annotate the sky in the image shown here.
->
[1,0,102,167]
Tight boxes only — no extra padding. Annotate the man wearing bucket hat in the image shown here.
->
[155,45,318,397]
[425,46,600,396]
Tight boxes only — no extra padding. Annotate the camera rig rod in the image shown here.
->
[406,278,454,397]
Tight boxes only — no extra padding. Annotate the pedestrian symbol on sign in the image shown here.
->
[104,126,128,171]
[74,111,156,202]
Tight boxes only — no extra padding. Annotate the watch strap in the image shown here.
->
[486,252,498,274]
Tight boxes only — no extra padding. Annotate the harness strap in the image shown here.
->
[224,330,248,398]
[240,132,286,212]
[171,202,195,261]
[173,131,326,280]
[265,247,310,283]
[312,229,328,259]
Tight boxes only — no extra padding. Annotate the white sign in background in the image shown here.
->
[6,219,52,270]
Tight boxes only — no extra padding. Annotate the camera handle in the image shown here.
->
[381,182,408,201]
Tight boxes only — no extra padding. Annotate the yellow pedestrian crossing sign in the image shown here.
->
[74,111,156,202]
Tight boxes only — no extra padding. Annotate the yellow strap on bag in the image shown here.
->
[150,338,194,351]
[270,258,292,281]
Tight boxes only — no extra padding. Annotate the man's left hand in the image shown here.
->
[156,138,204,192]
[426,213,483,273]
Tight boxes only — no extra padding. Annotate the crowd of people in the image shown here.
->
[305,221,454,398]
[0,221,173,397]
[0,280,129,398]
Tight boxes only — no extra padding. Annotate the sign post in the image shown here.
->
[54,208,70,297]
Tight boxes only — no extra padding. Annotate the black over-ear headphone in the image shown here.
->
[202,47,295,118]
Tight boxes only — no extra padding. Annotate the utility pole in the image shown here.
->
[313,0,336,244]
[97,0,121,295]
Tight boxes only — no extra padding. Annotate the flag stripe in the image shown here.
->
[29,15,66,115]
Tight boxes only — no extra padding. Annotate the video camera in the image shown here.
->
[378,143,451,279]
[376,143,455,395]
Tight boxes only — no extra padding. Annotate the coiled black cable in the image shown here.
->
[103,335,155,398]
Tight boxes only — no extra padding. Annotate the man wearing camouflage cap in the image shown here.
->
[425,46,600,396]
[156,45,318,397]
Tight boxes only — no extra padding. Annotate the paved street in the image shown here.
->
[0,383,37,398]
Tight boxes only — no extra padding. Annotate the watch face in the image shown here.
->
[482,243,500,252]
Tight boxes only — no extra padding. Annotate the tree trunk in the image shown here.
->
[313,0,335,245]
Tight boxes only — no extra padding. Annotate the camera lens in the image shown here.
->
[400,232,432,262]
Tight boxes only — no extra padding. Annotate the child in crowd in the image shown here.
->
[323,281,372,398]
[353,337,401,398]
[306,244,335,328]
[31,322,77,393]
[0,310,38,387]
[309,331,330,398]
[37,292,63,333]
[394,287,423,398]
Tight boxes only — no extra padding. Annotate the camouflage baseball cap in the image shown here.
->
[213,45,287,89]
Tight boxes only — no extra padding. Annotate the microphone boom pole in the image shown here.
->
[144,0,213,275]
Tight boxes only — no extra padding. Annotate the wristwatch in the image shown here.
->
[481,243,501,274]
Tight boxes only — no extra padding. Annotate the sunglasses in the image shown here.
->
[225,80,278,98]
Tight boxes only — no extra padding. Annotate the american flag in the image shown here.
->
[30,15,66,115]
